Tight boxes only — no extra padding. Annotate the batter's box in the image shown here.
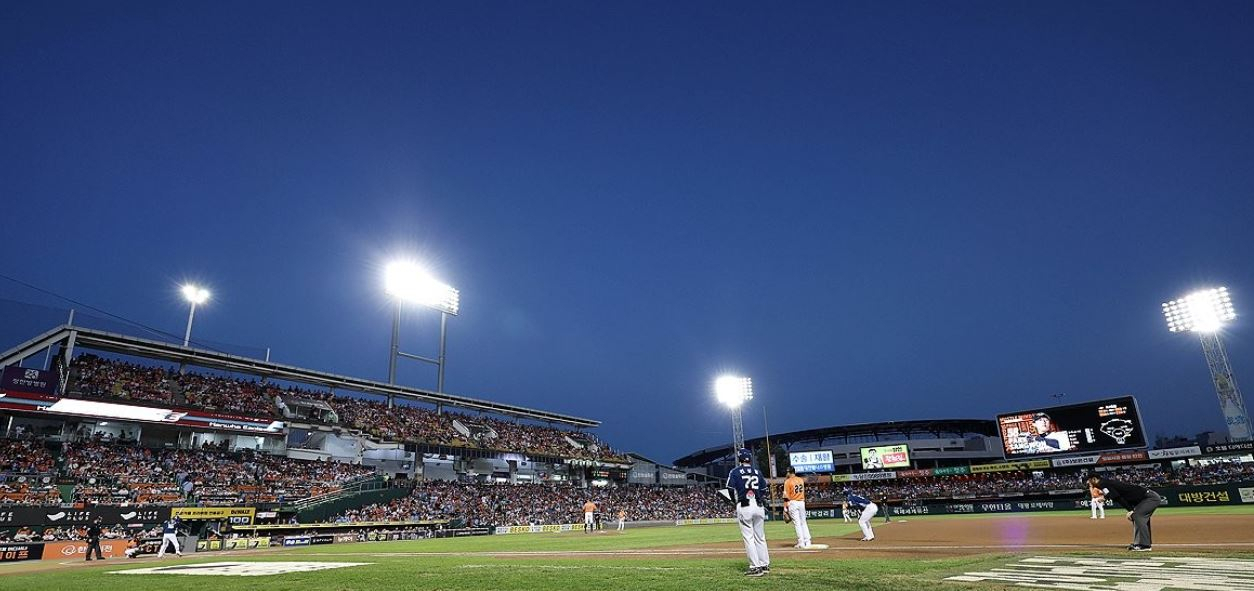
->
[947,556,1254,590]
[111,561,370,577]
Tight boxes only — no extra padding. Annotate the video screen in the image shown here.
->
[859,444,910,469]
[998,396,1146,459]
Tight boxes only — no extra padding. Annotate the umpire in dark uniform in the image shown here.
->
[85,517,105,561]
[1086,474,1161,551]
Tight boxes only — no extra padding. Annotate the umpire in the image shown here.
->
[85,517,105,561]
[1086,474,1161,551]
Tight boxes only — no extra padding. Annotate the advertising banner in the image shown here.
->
[932,466,970,476]
[1,366,58,396]
[0,543,43,562]
[1203,442,1254,455]
[0,505,170,527]
[859,445,909,469]
[311,535,335,545]
[897,469,932,478]
[1051,455,1101,468]
[997,396,1146,460]
[1148,446,1202,460]
[492,523,580,535]
[1096,451,1149,465]
[788,450,834,474]
[171,507,255,524]
[831,471,897,483]
[41,540,127,560]
[969,460,1051,473]
[282,536,311,547]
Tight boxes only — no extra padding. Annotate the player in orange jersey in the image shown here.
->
[582,500,597,533]
[782,466,812,548]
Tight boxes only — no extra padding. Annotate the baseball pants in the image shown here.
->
[859,503,879,540]
[617,518,625,531]
[786,501,811,547]
[1091,498,1105,519]
[1131,491,1162,547]
[736,503,769,569]
[157,533,180,557]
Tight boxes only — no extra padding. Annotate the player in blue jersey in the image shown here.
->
[156,516,184,558]
[725,448,770,576]
[844,488,879,541]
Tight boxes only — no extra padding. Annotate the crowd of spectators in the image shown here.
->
[66,355,629,461]
[330,481,728,527]
[56,439,376,506]
[0,438,60,504]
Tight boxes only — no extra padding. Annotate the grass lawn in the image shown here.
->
[2,506,1250,591]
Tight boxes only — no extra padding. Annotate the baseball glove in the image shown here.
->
[783,511,792,523]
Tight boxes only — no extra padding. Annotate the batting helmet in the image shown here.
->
[736,448,753,464]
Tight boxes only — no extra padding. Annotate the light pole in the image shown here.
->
[715,375,753,452]
[180,284,210,347]
[1162,286,1250,442]
[384,260,460,401]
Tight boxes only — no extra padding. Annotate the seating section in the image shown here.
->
[0,438,376,506]
[331,480,730,527]
[66,355,628,461]
[0,439,59,504]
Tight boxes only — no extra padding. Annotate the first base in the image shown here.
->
[802,544,829,550]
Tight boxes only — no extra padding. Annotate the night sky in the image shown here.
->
[3,2,1253,463]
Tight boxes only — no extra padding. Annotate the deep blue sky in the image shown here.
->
[3,2,1253,463]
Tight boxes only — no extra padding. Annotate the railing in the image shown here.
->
[292,475,388,510]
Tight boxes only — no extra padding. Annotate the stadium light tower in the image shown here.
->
[384,260,460,397]
[715,375,754,452]
[180,284,210,347]
[1162,286,1251,442]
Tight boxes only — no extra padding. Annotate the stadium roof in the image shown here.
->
[673,418,997,467]
[0,324,599,427]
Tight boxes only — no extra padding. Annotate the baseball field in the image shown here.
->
[3,506,1253,591]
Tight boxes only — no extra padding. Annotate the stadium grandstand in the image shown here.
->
[3,321,1253,549]
[0,322,721,546]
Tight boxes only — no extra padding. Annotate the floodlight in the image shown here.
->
[1162,287,1235,333]
[181,284,210,305]
[384,260,460,316]
[715,375,753,408]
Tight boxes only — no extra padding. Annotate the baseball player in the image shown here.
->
[844,488,878,541]
[617,509,626,532]
[726,448,770,576]
[1089,484,1106,519]
[582,500,597,533]
[156,516,183,558]
[841,501,852,522]
[782,466,812,548]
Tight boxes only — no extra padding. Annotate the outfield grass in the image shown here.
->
[2,507,1251,591]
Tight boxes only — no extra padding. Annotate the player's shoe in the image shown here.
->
[1132,546,1152,552]
[859,537,874,542]
[760,566,770,574]
[745,567,765,577]
[1090,516,1097,519]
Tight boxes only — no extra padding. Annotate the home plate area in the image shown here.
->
[947,556,1254,590]
[110,562,370,576]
